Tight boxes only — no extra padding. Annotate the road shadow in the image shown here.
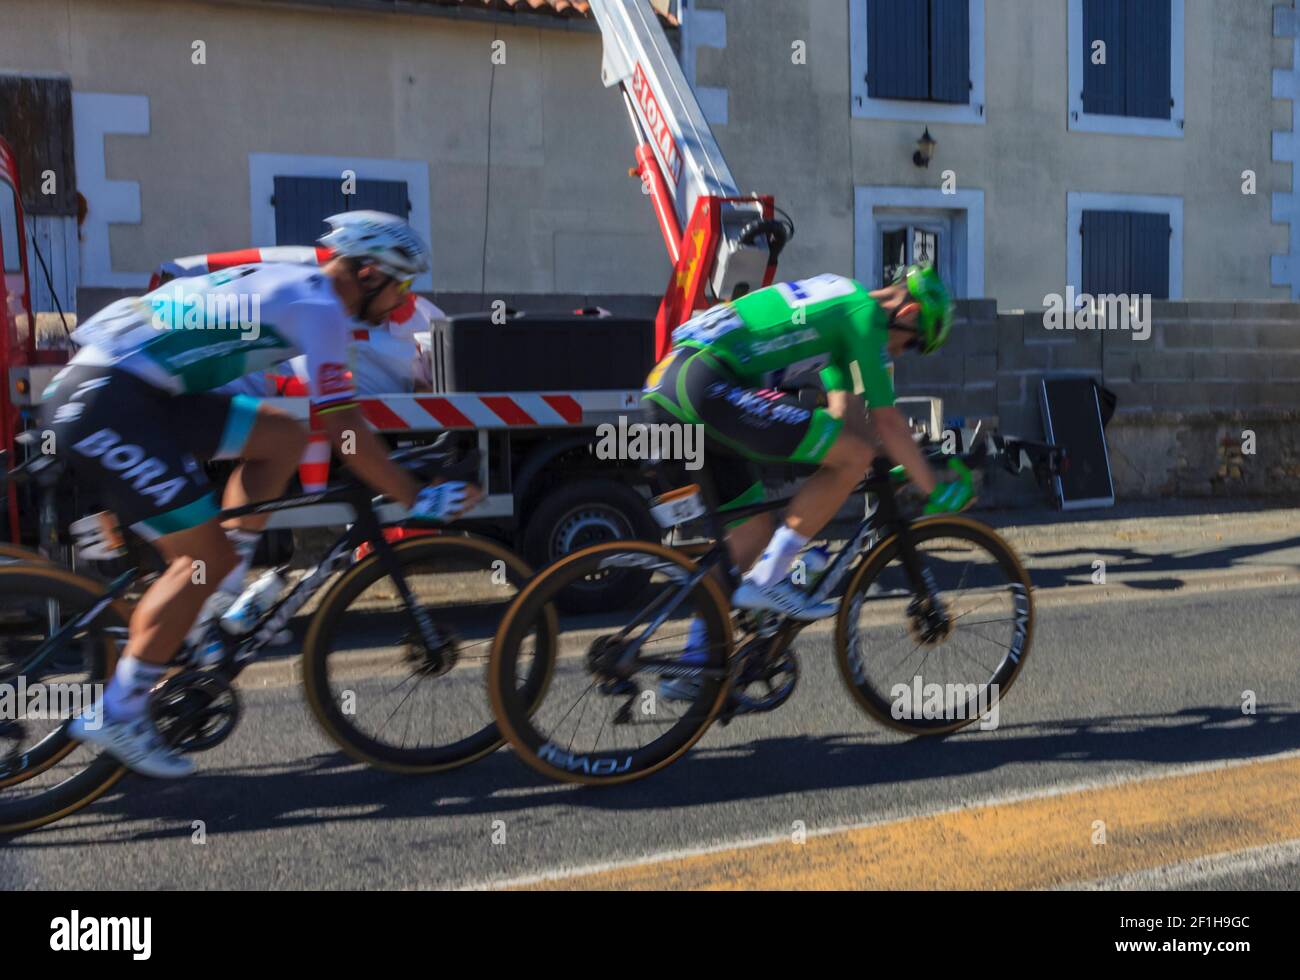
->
[1022,535,1300,591]
[7,701,1297,846]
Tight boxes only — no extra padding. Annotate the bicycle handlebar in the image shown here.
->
[935,433,1067,478]
[865,432,1066,494]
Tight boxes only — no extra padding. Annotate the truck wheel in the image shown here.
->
[522,478,660,613]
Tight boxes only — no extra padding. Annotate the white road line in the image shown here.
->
[1064,838,1300,890]
[451,748,1300,891]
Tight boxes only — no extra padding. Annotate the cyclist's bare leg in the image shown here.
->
[714,398,872,583]
[220,407,308,534]
[123,519,239,666]
[723,512,775,576]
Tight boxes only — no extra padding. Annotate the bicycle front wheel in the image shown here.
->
[489,540,733,786]
[0,563,131,834]
[301,533,555,773]
[833,515,1034,736]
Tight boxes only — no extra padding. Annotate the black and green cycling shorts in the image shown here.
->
[39,365,263,543]
[641,347,843,515]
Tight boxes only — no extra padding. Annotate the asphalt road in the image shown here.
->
[3,575,1299,890]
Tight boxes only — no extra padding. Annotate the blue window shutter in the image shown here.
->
[1081,210,1131,297]
[1082,210,1170,299]
[349,178,411,217]
[930,0,971,104]
[273,176,347,246]
[1125,1,1171,119]
[867,0,929,100]
[1129,211,1170,298]
[1082,0,1126,116]
[273,177,411,246]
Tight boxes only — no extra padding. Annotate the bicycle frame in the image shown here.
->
[693,456,919,604]
[605,457,925,675]
[17,479,450,686]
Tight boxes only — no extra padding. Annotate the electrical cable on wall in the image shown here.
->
[480,23,499,298]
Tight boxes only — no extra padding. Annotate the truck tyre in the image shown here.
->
[522,478,660,613]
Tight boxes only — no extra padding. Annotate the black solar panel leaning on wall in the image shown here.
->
[1039,377,1115,510]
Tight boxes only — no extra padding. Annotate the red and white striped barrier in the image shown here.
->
[149,246,333,291]
[280,390,641,490]
[357,392,586,431]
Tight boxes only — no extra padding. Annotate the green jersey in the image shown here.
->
[670,274,895,407]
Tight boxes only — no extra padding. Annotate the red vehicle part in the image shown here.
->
[0,136,36,543]
[353,526,440,562]
[650,192,778,361]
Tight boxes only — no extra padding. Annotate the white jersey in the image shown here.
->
[69,263,356,411]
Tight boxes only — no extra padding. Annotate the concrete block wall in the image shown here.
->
[895,300,1300,501]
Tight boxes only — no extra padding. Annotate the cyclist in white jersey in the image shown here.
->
[41,211,478,778]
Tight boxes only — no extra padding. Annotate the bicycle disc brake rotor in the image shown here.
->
[906,593,952,646]
[152,670,241,753]
[400,621,459,678]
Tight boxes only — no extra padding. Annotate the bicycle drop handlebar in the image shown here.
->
[861,431,1067,495]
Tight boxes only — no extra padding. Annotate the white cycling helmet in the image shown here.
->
[318,210,430,280]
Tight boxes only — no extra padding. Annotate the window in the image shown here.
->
[879,214,952,286]
[1080,210,1170,299]
[1067,192,1183,299]
[1068,0,1183,138]
[272,176,410,247]
[855,188,985,298]
[850,0,985,124]
[248,154,432,288]
[0,75,76,218]
[867,0,969,104]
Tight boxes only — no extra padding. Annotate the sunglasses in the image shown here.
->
[394,277,414,295]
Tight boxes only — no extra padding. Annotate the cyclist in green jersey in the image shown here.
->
[643,266,971,682]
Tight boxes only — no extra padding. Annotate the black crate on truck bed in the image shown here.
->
[428,312,656,392]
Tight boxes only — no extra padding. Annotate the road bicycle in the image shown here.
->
[0,438,554,833]
[488,433,1064,785]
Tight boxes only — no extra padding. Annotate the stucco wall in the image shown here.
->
[698,0,1290,309]
[0,0,671,295]
[2,0,1290,310]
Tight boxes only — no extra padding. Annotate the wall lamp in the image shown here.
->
[913,128,936,168]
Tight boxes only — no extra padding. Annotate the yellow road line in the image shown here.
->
[510,753,1300,890]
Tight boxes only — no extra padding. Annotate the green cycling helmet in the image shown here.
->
[895,263,954,355]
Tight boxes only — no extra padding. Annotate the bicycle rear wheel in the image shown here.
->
[833,515,1034,736]
[0,564,131,834]
[489,540,733,786]
[302,533,555,773]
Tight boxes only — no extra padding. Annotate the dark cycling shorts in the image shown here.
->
[39,365,263,542]
[641,347,843,516]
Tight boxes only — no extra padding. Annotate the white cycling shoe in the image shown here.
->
[731,579,837,622]
[659,650,709,703]
[68,713,195,779]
